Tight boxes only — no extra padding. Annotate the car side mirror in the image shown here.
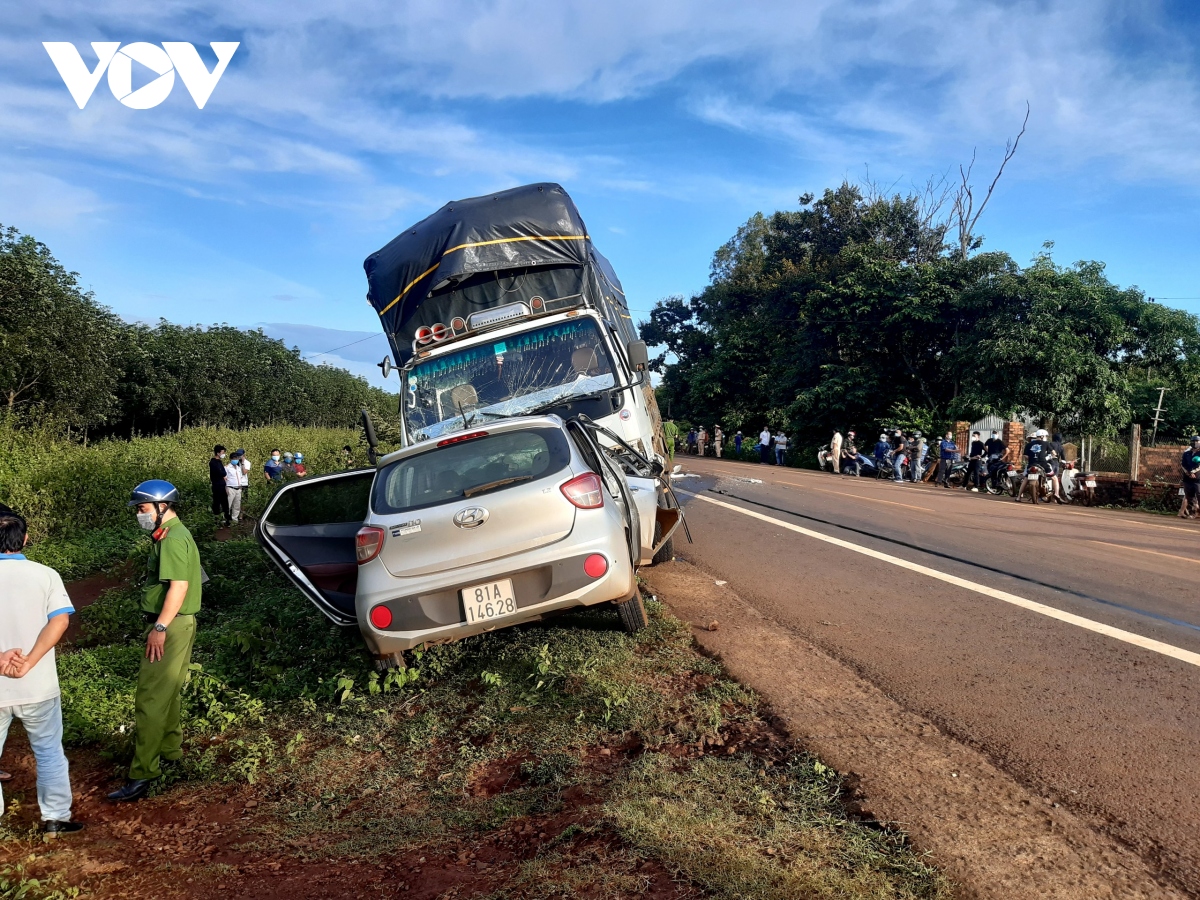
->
[627,340,649,372]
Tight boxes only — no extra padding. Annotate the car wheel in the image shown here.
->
[616,589,648,634]
[651,521,674,565]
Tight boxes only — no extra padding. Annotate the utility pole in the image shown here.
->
[1149,387,1169,447]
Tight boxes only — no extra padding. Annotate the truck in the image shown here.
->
[362,182,682,567]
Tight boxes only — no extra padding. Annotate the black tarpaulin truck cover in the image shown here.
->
[364,183,631,365]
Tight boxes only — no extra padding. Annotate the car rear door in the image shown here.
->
[255,470,375,626]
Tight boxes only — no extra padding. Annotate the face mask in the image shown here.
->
[272,455,280,461]
[136,512,156,531]
[219,453,226,460]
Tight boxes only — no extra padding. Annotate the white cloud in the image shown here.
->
[0,169,103,228]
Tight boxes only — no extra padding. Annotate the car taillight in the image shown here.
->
[584,554,608,578]
[355,526,384,563]
[561,473,604,509]
[437,430,489,447]
[369,605,392,628]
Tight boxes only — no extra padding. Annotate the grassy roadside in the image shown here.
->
[0,534,949,899]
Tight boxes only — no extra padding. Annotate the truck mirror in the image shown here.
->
[627,340,649,372]
[361,409,379,465]
[378,355,393,378]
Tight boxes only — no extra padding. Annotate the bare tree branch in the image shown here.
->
[952,101,1030,260]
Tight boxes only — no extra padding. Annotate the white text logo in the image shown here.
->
[43,41,239,109]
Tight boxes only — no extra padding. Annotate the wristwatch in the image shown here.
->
[153,623,167,633]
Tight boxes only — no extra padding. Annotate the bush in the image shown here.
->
[0,419,394,575]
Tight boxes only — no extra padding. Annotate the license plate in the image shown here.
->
[1086,480,1097,488]
[462,579,518,624]
[1027,473,1039,481]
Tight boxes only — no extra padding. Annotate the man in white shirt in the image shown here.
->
[759,427,771,464]
[775,431,789,466]
[224,451,245,524]
[0,512,81,834]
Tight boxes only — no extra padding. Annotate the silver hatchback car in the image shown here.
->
[256,415,649,668]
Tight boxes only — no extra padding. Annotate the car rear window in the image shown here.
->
[372,427,571,514]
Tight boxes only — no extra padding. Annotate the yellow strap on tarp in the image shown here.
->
[378,233,589,316]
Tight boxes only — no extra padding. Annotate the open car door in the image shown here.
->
[255,470,375,626]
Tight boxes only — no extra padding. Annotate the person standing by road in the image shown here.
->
[341,445,355,470]
[697,427,708,458]
[687,428,698,456]
[292,453,308,478]
[890,430,908,483]
[775,431,789,466]
[0,512,82,835]
[714,425,723,458]
[759,427,771,464]
[663,421,679,460]
[937,431,959,487]
[843,431,861,476]
[224,451,244,526]
[1181,435,1200,519]
[965,431,985,492]
[209,445,230,526]
[108,481,202,803]
[734,430,743,457]
[909,431,927,483]
[829,430,844,475]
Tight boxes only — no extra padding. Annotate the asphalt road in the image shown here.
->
[671,456,1200,894]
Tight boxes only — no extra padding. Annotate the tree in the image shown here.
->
[0,226,124,429]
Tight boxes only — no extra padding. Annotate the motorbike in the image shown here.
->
[1013,463,1054,503]
[1060,461,1098,505]
[984,456,1012,495]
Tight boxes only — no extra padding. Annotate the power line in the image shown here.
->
[302,332,385,360]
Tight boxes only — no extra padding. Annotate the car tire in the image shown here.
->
[616,589,648,634]
[651,521,674,566]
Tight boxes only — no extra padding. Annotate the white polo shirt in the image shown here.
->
[0,554,74,707]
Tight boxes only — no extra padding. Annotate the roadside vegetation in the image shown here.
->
[645,181,1200,453]
[0,425,950,898]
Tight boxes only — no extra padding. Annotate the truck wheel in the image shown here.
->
[616,589,648,634]
[651,521,674,566]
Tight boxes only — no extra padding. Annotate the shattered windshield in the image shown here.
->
[403,317,617,442]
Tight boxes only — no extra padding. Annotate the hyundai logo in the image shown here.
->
[453,506,490,528]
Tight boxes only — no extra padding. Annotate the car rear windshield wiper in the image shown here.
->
[463,475,533,498]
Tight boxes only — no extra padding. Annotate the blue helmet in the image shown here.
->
[128,480,180,507]
[294,453,303,462]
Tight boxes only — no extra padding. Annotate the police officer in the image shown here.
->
[107,481,202,802]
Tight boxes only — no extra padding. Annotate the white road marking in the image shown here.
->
[688,491,1200,669]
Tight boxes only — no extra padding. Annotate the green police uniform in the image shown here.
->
[132,517,201,781]
[663,421,679,460]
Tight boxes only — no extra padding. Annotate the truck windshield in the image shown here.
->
[403,317,617,442]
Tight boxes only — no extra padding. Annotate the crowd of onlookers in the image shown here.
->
[664,422,791,466]
[207,443,358,526]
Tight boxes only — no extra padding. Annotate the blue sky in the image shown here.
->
[4,1,1200,387]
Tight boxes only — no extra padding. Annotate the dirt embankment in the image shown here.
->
[641,560,1186,900]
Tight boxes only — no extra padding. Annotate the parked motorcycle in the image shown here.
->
[1060,462,1098,506]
